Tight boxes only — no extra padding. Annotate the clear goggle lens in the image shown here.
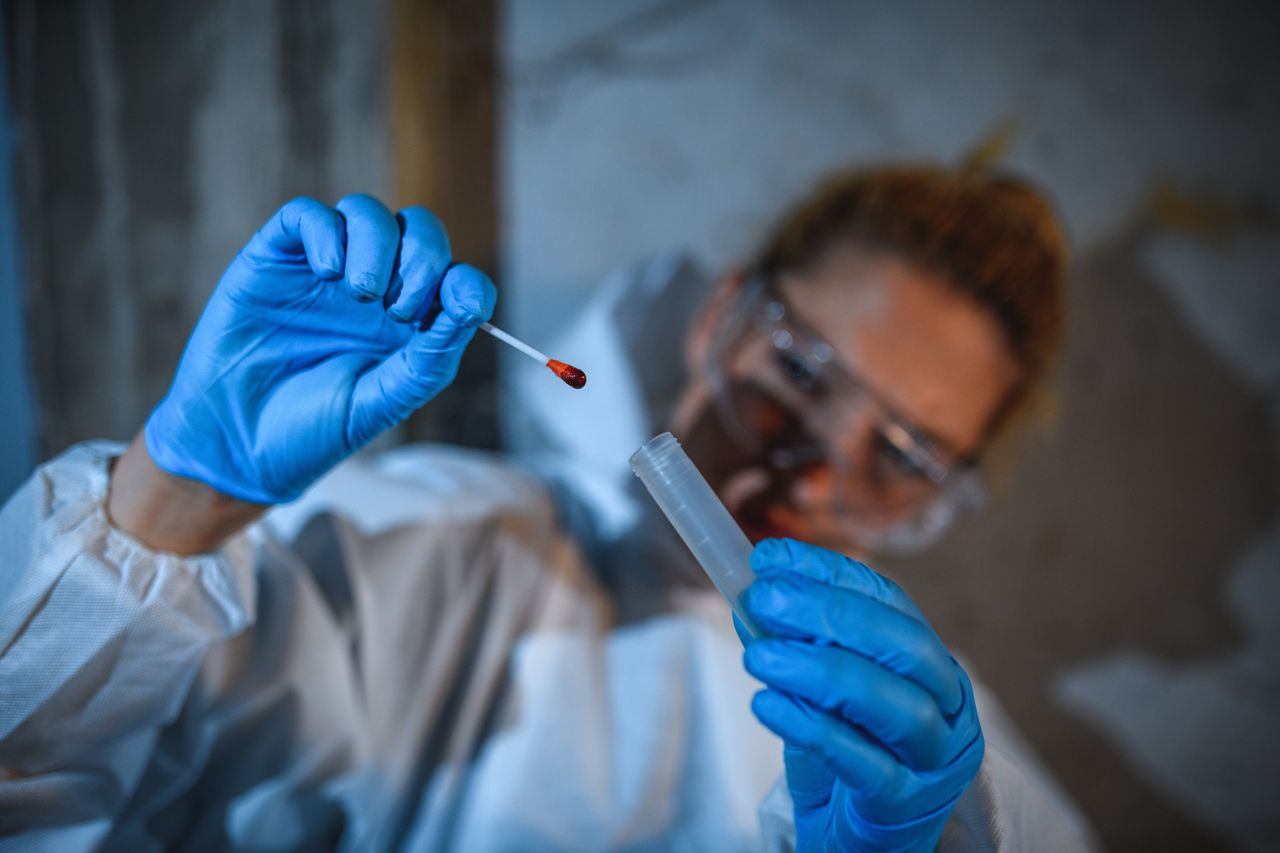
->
[707,279,988,555]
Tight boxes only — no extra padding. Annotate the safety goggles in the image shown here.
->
[705,277,988,555]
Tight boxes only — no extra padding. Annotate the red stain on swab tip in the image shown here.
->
[547,359,587,389]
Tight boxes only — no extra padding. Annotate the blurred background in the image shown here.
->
[2,1,1278,849]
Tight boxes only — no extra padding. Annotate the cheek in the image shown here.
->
[909,325,1024,448]
[858,334,1021,453]
[675,397,791,517]
[931,361,1022,449]
[668,375,714,439]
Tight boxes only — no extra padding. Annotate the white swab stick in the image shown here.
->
[479,322,550,365]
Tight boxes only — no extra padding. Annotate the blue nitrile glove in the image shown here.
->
[144,195,495,504]
[740,538,984,852]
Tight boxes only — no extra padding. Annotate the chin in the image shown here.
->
[736,506,870,560]
[735,511,796,545]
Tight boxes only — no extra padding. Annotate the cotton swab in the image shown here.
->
[480,322,587,389]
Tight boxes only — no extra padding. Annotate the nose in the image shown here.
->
[789,407,880,509]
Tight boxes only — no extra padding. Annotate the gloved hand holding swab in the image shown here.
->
[480,321,587,389]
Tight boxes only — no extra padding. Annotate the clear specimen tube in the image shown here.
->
[629,432,761,637]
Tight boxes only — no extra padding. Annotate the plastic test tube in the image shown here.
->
[629,432,762,637]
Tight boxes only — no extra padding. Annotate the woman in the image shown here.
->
[0,167,1096,850]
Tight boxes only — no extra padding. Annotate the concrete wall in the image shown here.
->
[501,1,1280,849]
[0,13,38,501]
[5,0,391,457]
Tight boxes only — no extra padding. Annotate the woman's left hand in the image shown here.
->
[741,538,985,852]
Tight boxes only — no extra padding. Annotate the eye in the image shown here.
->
[775,350,820,392]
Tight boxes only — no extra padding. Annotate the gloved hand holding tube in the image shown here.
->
[633,433,984,852]
[144,194,496,506]
[742,538,985,852]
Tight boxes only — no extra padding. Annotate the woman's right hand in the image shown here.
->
[142,194,495,507]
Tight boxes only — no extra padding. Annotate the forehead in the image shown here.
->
[776,247,1019,456]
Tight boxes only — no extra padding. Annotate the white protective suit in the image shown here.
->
[0,254,1100,851]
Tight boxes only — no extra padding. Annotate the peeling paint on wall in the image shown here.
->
[7,0,391,456]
